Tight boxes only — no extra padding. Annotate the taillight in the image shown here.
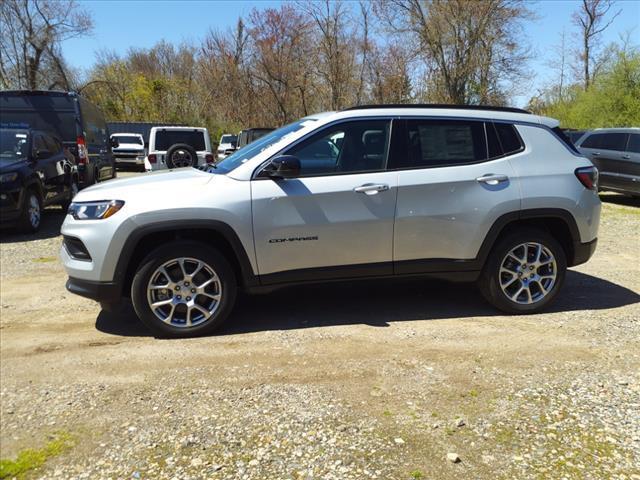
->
[148,154,157,164]
[76,136,88,165]
[575,166,598,190]
[205,154,214,163]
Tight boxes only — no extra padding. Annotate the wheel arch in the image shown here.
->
[115,220,258,299]
[478,209,582,268]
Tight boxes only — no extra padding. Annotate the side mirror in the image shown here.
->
[35,149,50,160]
[263,155,301,179]
[110,137,119,148]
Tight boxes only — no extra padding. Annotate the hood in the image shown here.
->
[74,168,215,201]
[113,143,145,151]
[0,158,28,172]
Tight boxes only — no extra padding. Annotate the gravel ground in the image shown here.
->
[0,191,639,480]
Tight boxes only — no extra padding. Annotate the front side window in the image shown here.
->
[581,133,603,149]
[284,120,390,176]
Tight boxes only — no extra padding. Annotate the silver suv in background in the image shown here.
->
[146,126,214,171]
[575,128,640,197]
[61,105,601,338]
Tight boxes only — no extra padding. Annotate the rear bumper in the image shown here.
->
[572,238,598,266]
[66,277,122,304]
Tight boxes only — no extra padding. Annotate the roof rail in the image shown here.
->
[344,103,531,114]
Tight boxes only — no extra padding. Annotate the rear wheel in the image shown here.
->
[479,228,567,313]
[131,242,237,337]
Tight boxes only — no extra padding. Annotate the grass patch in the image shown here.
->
[0,432,73,479]
[409,470,424,479]
[32,257,56,263]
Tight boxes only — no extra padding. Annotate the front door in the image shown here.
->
[251,119,398,283]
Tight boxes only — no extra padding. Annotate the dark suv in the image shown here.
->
[576,128,640,197]
[1,128,78,232]
[0,90,116,188]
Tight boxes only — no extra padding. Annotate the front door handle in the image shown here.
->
[476,174,509,185]
[353,183,389,195]
[592,152,601,156]
[621,154,631,160]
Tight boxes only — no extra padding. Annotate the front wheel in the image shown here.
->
[131,242,237,338]
[478,229,567,314]
[19,189,42,233]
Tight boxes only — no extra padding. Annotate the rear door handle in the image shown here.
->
[354,183,389,195]
[476,174,509,185]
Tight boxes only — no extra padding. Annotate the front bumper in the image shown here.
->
[66,277,122,304]
[572,238,598,266]
[0,187,25,224]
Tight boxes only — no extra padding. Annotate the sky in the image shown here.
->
[63,0,640,108]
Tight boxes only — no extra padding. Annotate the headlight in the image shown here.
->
[0,172,18,183]
[68,200,125,220]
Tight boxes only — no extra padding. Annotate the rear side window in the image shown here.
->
[601,133,628,151]
[399,119,487,169]
[494,123,524,154]
[154,131,206,151]
[627,133,640,154]
[43,134,62,153]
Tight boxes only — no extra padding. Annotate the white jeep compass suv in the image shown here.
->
[61,105,601,338]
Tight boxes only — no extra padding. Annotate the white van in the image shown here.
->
[146,126,213,170]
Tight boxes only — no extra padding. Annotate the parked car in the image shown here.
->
[237,128,274,149]
[61,104,600,338]
[575,128,640,197]
[562,129,587,145]
[216,134,238,161]
[146,126,214,170]
[1,127,78,232]
[0,90,116,187]
[111,133,146,171]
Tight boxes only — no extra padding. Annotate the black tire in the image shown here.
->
[59,176,79,212]
[131,241,237,338]
[18,189,42,233]
[478,228,567,314]
[165,143,198,169]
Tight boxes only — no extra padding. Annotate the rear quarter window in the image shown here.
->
[627,133,640,154]
[494,123,524,154]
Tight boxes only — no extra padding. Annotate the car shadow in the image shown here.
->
[0,207,66,243]
[95,270,640,338]
[599,193,640,207]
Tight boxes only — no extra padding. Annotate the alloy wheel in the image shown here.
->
[499,242,557,305]
[146,257,222,327]
[28,194,41,229]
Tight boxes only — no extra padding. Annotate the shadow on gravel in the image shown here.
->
[0,208,66,243]
[599,193,640,208]
[95,270,640,338]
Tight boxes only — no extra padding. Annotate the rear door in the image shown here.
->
[80,98,113,181]
[251,118,398,282]
[578,132,629,192]
[391,119,521,273]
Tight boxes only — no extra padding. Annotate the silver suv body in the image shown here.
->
[61,105,601,337]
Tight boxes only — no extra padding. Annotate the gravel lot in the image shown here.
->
[1,184,639,480]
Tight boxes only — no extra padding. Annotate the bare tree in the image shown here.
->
[572,0,621,89]
[377,0,532,105]
[0,0,92,90]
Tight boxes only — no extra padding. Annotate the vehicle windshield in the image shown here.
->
[114,135,143,145]
[0,129,30,165]
[220,135,237,145]
[213,119,317,174]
